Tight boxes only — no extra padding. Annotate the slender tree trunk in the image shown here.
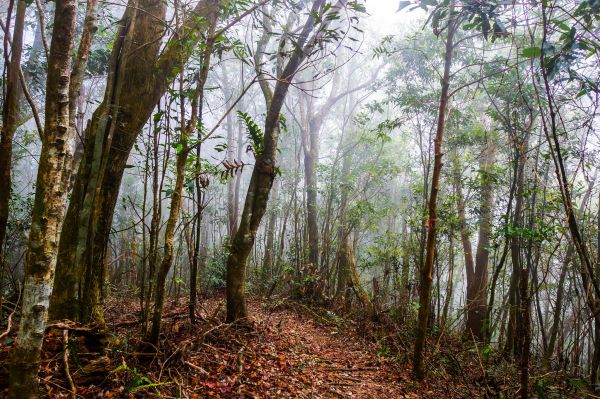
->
[263,180,279,284]
[441,232,455,331]
[0,0,26,266]
[148,13,216,342]
[452,156,476,329]
[543,176,595,367]
[399,222,411,323]
[592,189,600,386]
[413,10,456,379]
[518,259,531,399]
[222,64,238,238]
[225,0,331,322]
[335,150,352,302]
[538,6,600,366]
[302,112,320,278]
[469,141,496,340]
[505,129,530,357]
[67,0,98,185]
[9,1,78,396]
[147,150,187,345]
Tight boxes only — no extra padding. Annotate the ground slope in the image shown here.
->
[99,298,481,398]
[2,297,581,398]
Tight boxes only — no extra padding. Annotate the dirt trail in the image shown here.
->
[248,302,409,398]
[0,298,477,398]
[134,298,478,399]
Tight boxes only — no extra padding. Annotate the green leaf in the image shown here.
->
[348,1,367,13]
[237,110,264,156]
[521,47,542,58]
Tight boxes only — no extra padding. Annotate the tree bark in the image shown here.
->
[469,141,496,340]
[9,1,78,396]
[262,180,279,283]
[412,8,456,380]
[0,0,26,266]
[67,0,98,185]
[505,129,530,357]
[225,0,333,322]
[49,0,222,323]
[147,11,217,343]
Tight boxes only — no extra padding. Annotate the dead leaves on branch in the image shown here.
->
[220,159,247,181]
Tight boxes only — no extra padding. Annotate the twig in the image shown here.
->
[469,330,487,376]
[33,0,50,58]
[0,285,21,340]
[111,310,188,327]
[63,330,77,399]
[18,67,44,140]
[183,360,209,375]
[159,345,183,381]
[0,309,14,341]
[0,18,43,139]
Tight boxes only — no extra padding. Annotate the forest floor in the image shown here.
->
[0,295,587,398]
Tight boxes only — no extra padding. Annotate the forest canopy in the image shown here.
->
[1,0,600,397]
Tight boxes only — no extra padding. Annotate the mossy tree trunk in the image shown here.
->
[226,0,335,322]
[9,1,78,396]
[49,0,222,324]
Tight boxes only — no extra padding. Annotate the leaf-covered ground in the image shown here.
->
[0,296,587,398]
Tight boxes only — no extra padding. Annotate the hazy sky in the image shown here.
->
[365,0,425,36]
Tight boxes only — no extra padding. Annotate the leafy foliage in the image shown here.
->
[237,110,264,156]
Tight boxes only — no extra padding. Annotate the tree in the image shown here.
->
[225,0,356,322]
[9,0,78,395]
[49,0,223,324]
[0,0,26,269]
[146,7,218,345]
[412,1,458,379]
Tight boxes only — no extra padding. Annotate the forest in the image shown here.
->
[0,0,599,397]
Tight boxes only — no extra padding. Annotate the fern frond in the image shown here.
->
[237,110,264,156]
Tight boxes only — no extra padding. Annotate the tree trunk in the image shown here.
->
[0,0,26,266]
[505,129,530,357]
[147,11,217,342]
[226,0,329,322]
[67,0,98,186]
[469,141,496,340]
[49,0,221,323]
[303,112,320,278]
[538,9,600,382]
[398,222,411,322]
[441,232,455,331]
[9,1,78,396]
[412,8,456,380]
[544,176,596,367]
[452,156,476,330]
[147,150,187,345]
[262,180,279,284]
[335,150,353,303]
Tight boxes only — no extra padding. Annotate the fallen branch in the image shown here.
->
[46,321,94,332]
[63,330,77,399]
[112,311,189,328]
[183,360,209,375]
